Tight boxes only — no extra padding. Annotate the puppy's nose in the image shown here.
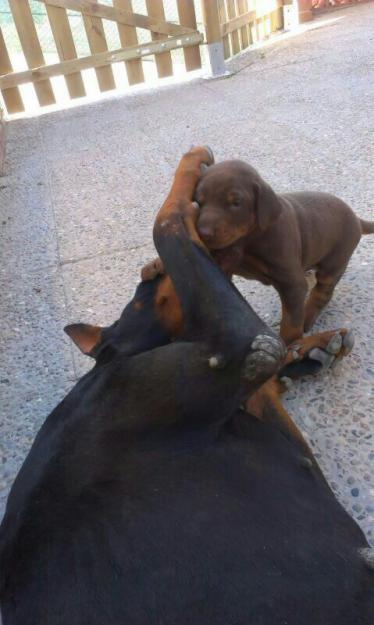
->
[198,225,215,242]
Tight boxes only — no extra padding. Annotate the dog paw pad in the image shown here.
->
[326,333,343,355]
[308,347,335,369]
[343,329,355,353]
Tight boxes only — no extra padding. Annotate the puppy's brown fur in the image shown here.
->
[195,160,374,343]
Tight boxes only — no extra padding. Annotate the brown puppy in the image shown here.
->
[194,160,374,343]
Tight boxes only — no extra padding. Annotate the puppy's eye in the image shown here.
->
[230,199,241,209]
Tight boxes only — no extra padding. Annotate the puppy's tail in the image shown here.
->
[360,219,374,235]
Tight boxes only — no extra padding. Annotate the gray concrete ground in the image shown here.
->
[0,3,373,545]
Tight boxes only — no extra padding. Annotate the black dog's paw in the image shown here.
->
[244,334,285,381]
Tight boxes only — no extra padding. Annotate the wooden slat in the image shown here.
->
[237,0,250,49]
[82,0,116,92]
[0,28,24,114]
[39,0,193,36]
[45,4,86,98]
[145,0,173,78]
[226,0,240,55]
[8,0,55,106]
[0,33,204,89]
[270,6,284,31]
[265,13,272,36]
[247,0,256,43]
[255,0,282,18]
[113,0,144,85]
[177,0,201,72]
[221,10,256,36]
[217,0,230,60]
[257,16,265,41]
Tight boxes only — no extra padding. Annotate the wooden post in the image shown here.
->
[201,0,227,76]
[283,0,313,30]
[297,0,314,23]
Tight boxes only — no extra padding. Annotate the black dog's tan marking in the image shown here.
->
[0,149,372,625]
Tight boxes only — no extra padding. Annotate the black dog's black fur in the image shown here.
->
[0,196,373,625]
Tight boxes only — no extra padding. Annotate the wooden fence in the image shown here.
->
[217,0,285,59]
[0,0,293,115]
[0,0,203,114]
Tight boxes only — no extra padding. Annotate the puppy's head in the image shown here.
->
[195,160,282,250]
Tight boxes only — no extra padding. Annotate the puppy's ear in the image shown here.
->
[254,179,282,231]
[64,323,102,357]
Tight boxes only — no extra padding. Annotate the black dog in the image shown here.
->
[0,148,373,625]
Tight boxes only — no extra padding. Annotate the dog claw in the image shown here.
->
[200,146,214,173]
[280,376,293,390]
[326,333,343,355]
[343,330,355,353]
[203,145,214,164]
[300,456,313,470]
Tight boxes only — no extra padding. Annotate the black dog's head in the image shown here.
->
[64,277,171,364]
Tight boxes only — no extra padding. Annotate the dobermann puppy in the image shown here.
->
[0,148,373,625]
[196,160,374,343]
[144,159,374,343]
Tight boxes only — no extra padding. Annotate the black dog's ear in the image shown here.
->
[64,323,102,357]
[254,179,282,231]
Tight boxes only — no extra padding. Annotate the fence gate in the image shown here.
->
[0,0,203,114]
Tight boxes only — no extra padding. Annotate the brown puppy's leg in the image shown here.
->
[303,268,345,332]
[277,280,308,344]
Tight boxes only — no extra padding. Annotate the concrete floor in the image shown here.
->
[0,3,373,545]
